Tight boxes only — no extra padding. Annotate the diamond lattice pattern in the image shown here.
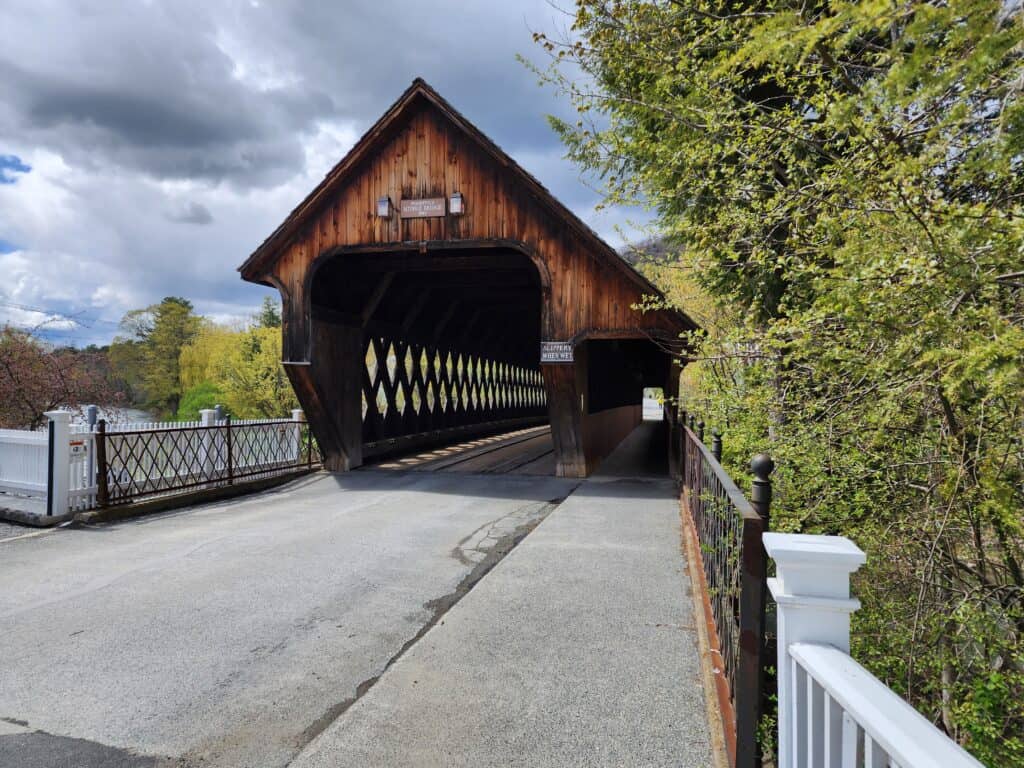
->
[361,336,547,442]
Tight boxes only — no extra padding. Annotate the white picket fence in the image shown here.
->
[766,533,983,768]
[0,408,309,519]
[0,428,49,495]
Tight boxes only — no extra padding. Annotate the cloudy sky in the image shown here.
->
[0,0,648,347]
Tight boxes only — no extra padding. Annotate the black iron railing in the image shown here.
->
[676,412,772,768]
[95,418,319,506]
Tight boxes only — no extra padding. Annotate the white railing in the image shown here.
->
[0,407,310,521]
[765,533,984,768]
[68,426,97,512]
[0,427,48,495]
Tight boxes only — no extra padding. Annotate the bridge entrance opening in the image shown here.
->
[308,246,548,466]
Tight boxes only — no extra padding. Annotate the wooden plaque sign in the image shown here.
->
[400,197,446,218]
[540,341,574,363]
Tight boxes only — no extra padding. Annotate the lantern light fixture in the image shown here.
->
[449,191,464,215]
[376,195,393,218]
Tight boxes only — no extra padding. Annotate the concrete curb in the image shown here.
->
[0,507,74,527]
[74,469,321,525]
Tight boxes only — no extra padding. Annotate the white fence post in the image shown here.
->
[764,533,866,768]
[291,409,304,463]
[199,409,217,478]
[45,410,72,517]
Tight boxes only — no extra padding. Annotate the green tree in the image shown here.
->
[255,295,282,328]
[536,3,1024,763]
[0,327,120,428]
[178,322,297,419]
[175,380,224,421]
[211,326,297,418]
[110,297,200,418]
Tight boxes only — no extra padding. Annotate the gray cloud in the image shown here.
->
[0,0,636,348]
[0,1,334,186]
[0,0,579,185]
[166,201,214,226]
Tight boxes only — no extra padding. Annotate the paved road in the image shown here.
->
[0,520,35,543]
[0,471,579,768]
[291,470,714,768]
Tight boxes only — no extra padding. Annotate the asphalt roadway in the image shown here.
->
[0,422,714,768]
[0,470,579,767]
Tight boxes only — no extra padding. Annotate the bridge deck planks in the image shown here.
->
[367,426,555,476]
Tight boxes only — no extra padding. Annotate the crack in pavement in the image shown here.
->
[291,497,567,761]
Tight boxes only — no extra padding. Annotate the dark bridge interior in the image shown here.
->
[310,248,548,457]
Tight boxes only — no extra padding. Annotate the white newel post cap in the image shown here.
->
[291,409,305,422]
[767,533,868,768]
[764,532,866,600]
[199,409,217,426]
[44,409,71,424]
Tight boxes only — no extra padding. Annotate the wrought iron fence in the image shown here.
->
[676,413,772,768]
[95,417,319,506]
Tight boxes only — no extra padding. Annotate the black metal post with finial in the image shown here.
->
[734,452,774,768]
[95,418,109,508]
[750,453,774,528]
[711,430,722,462]
[688,413,695,431]
[696,419,705,443]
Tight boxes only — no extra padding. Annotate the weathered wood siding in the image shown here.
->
[262,102,681,360]
[243,84,693,477]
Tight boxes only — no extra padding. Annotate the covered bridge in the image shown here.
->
[239,79,696,477]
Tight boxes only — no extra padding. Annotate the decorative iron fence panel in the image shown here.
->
[679,420,769,768]
[97,419,317,506]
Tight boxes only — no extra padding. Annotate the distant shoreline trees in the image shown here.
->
[108,295,296,421]
[0,327,122,429]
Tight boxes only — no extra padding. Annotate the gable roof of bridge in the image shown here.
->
[238,78,693,333]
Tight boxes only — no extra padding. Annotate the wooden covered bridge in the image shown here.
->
[239,79,696,477]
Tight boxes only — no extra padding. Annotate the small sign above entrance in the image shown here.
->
[540,341,574,364]
[400,197,446,218]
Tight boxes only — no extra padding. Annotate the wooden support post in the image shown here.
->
[542,342,588,478]
[293,317,363,472]
[667,356,683,480]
